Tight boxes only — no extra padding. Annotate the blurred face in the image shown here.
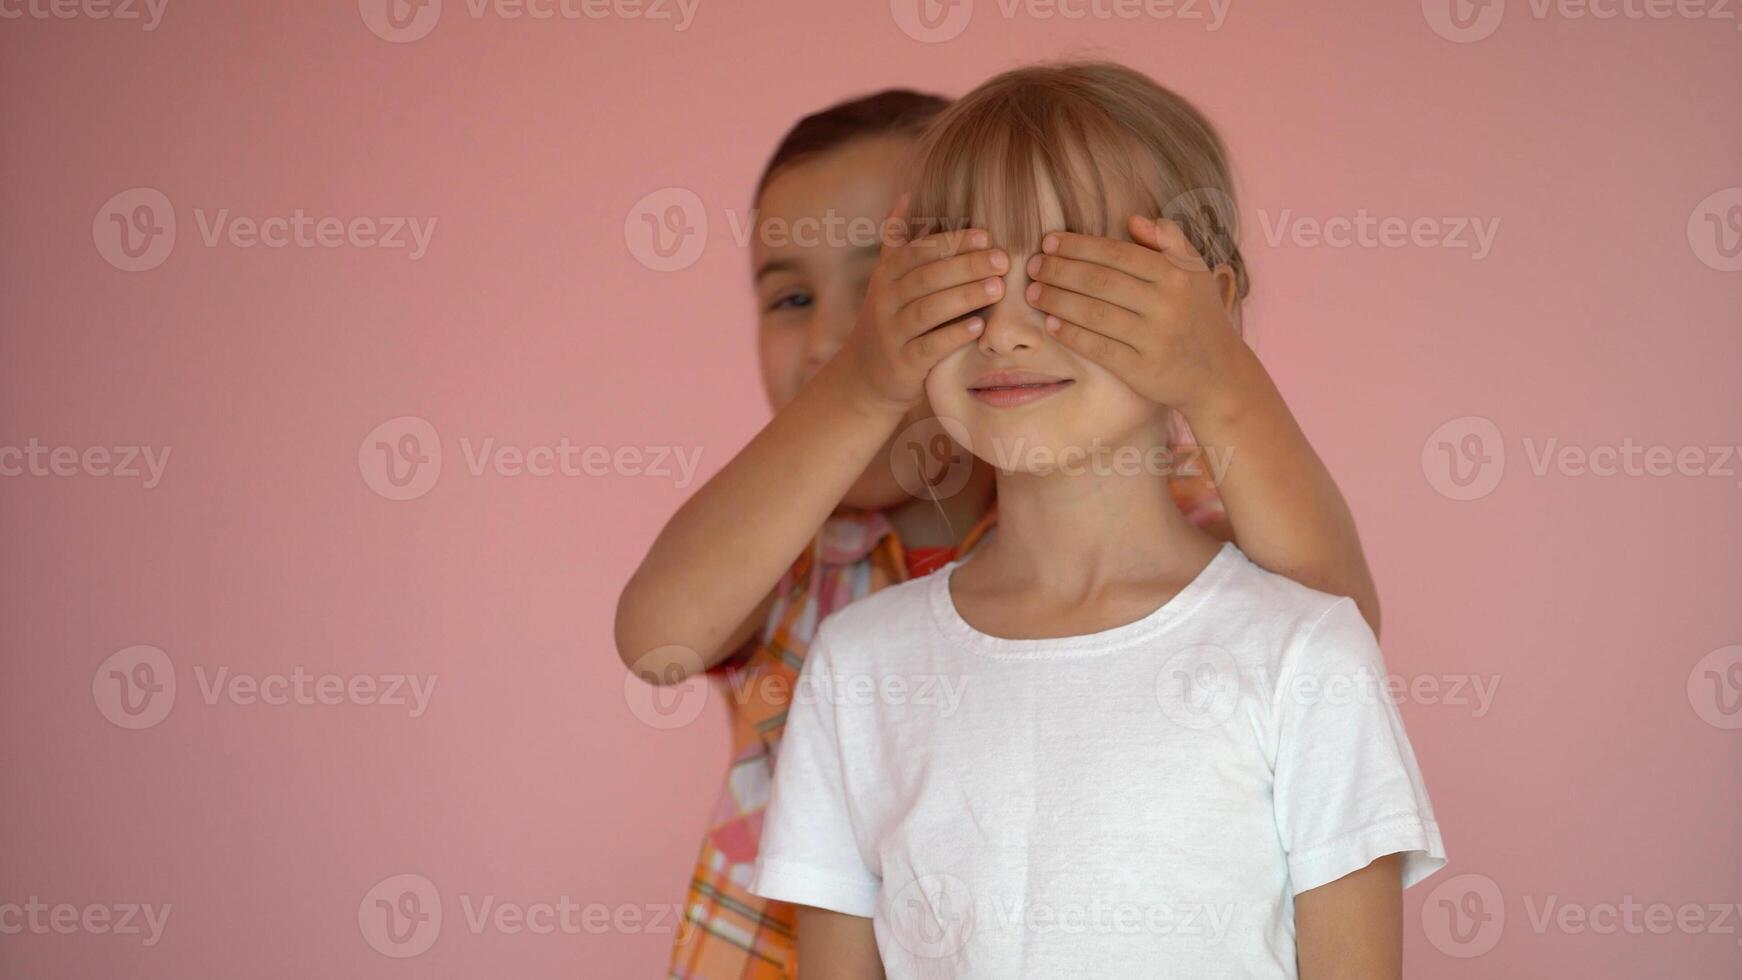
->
[752,134,913,410]
[924,177,1171,474]
[751,134,936,509]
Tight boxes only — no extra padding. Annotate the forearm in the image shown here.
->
[615,353,908,679]
[1183,347,1381,636]
[796,906,884,980]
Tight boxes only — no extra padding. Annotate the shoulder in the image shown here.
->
[810,573,940,667]
[1206,546,1377,665]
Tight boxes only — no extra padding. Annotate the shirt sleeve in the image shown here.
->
[747,622,880,917]
[1271,598,1448,894]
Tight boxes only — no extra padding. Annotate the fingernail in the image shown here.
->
[1026,254,1041,277]
[985,278,1002,297]
[1045,315,1060,333]
[990,250,1009,273]
[967,317,984,334]
[970,231,988,249]
[1042,233,1058,253]
[1025,282,1041,303]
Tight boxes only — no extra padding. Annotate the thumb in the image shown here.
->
[1127,213,1163,251]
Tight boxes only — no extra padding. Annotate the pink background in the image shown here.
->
[2,1,1739,976]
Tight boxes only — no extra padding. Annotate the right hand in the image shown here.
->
[840,193,1009,410]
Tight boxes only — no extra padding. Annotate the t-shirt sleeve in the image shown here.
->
[747,622,880,917]
[1271,598,1448,894]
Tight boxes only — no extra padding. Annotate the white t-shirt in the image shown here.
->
[749,542,1446,978]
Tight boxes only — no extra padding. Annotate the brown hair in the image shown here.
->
[753,89,950,204]
[907,61,1250,321]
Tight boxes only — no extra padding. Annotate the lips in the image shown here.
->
[967,369,1075,408]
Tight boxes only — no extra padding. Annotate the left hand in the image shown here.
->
[1022,214,1250,420]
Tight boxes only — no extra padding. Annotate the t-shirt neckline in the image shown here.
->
[928,541,1242,659]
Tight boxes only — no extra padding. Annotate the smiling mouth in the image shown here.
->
[967,372,1075,408]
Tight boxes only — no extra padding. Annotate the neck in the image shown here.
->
[884,457,997,549]
[973,449,1216,594]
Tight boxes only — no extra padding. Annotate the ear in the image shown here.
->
[1211,263,1238,315]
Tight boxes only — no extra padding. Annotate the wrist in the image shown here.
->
[815,348,913,424]
[1175,337,1272,433]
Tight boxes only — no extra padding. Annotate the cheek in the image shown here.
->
[1076,359,1170,437]
[757,326,804,409]
[923,345,972,420]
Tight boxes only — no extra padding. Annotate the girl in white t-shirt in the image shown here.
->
[750,61,1446,978]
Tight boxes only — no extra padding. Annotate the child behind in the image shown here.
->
[749,62,1446,977]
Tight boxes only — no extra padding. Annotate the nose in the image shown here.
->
[977,272,1046,356]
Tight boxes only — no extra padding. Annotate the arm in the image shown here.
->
[1294,853,1403,979]
[1023,217,1381,637]
[1181,345,1381,636]
[615,206,1006,682]
[615,351,905,681]
[796,906,884,980]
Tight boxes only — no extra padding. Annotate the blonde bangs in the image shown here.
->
[906,61,1249,307]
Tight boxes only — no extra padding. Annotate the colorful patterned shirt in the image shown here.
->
[666,505,998,979]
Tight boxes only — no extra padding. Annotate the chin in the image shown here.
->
[944,399,1173,478]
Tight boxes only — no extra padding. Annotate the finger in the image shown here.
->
[893,247,1010,307]
[901,276,1005,338]
[1026,252,1147,315]
[881,191,913,249]
[883,225,991,280]
[1042,314,1138,372]
[1039,230,1165,282]
[905,314,985,365]
[1025,281,1143,346]
[1130,215,1212,275]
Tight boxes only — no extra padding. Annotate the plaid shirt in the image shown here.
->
[665,505,996,979]
[667,479,1224,978]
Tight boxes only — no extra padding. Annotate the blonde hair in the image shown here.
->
[907,61,1249,325]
